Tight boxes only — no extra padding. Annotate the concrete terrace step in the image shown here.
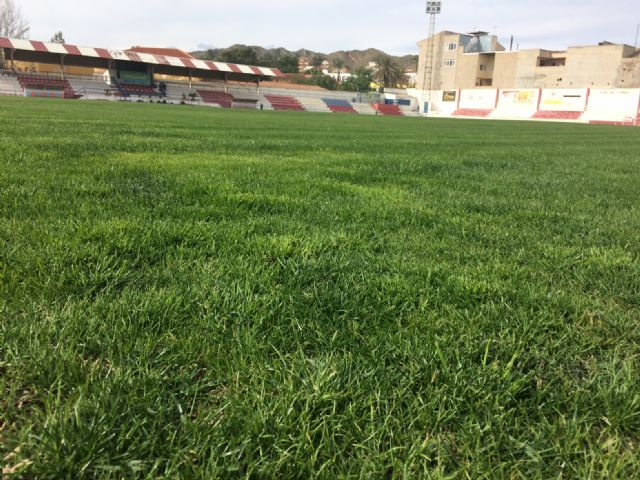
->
[297,96,331,113]
[0,73,22,95]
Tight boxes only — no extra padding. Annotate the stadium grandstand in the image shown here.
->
[0,36,638,125]
[0,36,283,101]
[0,36,423,116]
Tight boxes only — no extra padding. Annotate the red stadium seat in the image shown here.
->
[18,74,81,99]
[374,104,404,116]
[119,83,159,97]
[323,98,357,113]
[264,95,305,111]
[197,90,234,108]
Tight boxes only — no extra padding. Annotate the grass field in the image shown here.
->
[1,96,639,478]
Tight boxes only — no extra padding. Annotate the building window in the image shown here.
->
[538,57,566,67]
[444,59,456,67]
[479,64,487,71]
[446,43,457,51]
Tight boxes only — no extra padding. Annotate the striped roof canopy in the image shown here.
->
[0,37,284,78]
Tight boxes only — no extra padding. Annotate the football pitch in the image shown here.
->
[1,97,639,478]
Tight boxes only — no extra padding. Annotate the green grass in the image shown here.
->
[1,96,639,479]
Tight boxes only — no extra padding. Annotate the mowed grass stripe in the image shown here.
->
[1,96,639,478]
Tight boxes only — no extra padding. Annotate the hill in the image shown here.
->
[191,44,418,71]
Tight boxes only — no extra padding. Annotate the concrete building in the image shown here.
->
[417,31,640,90]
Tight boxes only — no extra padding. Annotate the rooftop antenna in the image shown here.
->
[635,23,639,48]
[422,1,442,116]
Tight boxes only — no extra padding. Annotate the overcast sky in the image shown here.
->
[15,0,640,55]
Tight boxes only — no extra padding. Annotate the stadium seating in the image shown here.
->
[67,75,195,103]
[0,73,21,95]
[452,109,493,117]
[230,91,259,109]
[374,104,403,116]
[233,91,260,102]
[352,103,377,115]
[232,100,258,109]
[197,90,234,108]
[532,111,583,121]
[160,81,196,103]
[17,74,81,99]
[66,76,122,101]
[296,96,331,113]
[119,83,159,97]
[263,94,305,111]
[8,71,638,126]
[399,105,420,117]
[323,98,357,113]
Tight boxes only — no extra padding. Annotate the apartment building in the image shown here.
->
[417,31,640,90]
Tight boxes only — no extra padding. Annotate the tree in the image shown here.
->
[313,74,337,90]
[259,52,278,68]
[0,0,29,38]
[220,45,258,65]
[290,73,337,91]
[310,54,325,71]
[332,58,346,84]
[339,68,373,92]
[50,31,65,44]
[277,53,299,74]
[373,54,403,88]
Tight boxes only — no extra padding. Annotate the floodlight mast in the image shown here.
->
[422,1,441,116]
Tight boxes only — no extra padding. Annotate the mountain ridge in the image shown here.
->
[191,44,418,71]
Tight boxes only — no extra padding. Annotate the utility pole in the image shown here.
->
[422,1,442,116]
[635,23,639,49]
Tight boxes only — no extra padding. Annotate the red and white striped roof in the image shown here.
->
[0,37,284,78]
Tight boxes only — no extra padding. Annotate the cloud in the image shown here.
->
[16,0,640,54]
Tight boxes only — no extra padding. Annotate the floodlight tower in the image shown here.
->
[422,1,442,115]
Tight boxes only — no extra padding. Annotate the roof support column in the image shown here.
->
[224,73,228,94]
[188,69,192,91]
[256,78,260,95]
[10,48,15,72]
[107,60,115,85]
[60,54,66,80]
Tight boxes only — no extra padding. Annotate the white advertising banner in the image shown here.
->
[428,90,459,114]
[458,89,498,110]
[495,89,540,117]
[539,89,588,112]
[587,89,640,117]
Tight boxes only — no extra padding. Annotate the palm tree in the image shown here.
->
[332,58,346,85]
[311,54,325,72]
[373,54,403,89]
